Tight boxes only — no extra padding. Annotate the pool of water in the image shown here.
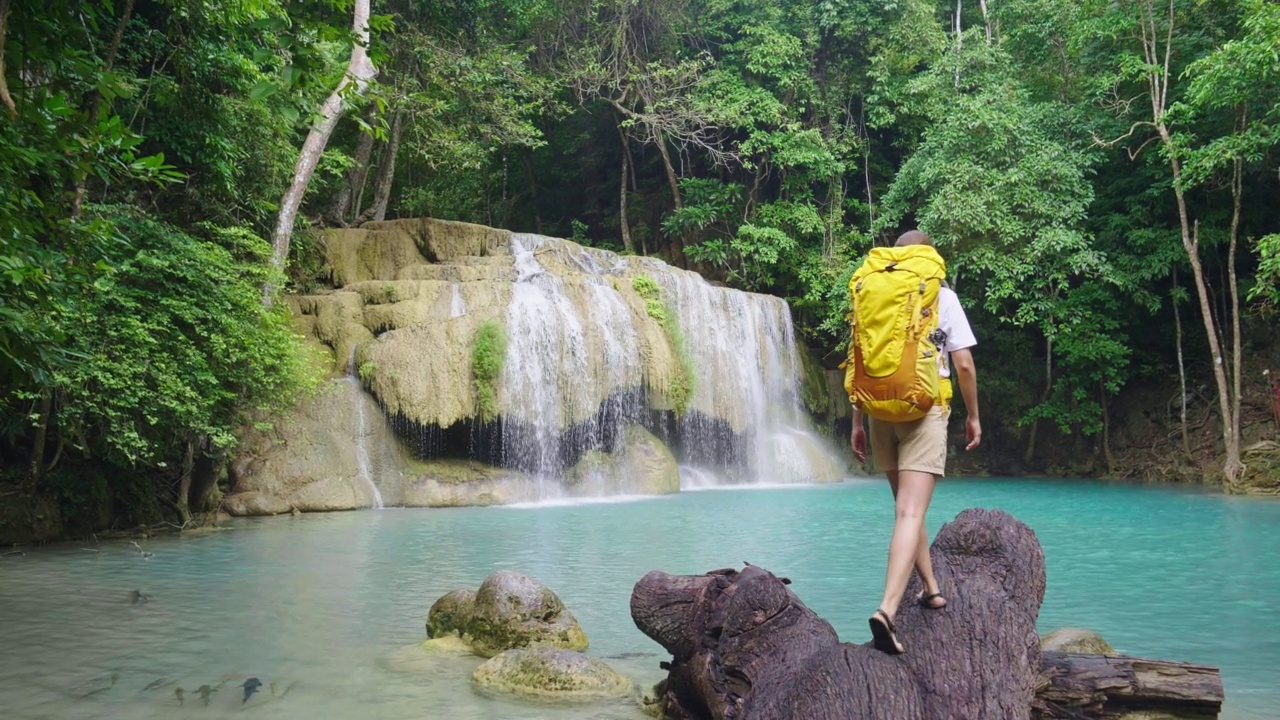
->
[1,478,1277,719]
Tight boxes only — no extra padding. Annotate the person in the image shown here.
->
[851,229,981,655]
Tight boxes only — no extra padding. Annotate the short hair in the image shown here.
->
[895,230,934,247]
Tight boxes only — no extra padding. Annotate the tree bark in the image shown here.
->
[632,509,1223,720]
[1173,266,1192,462]
[978,0,993,44]
[617,122,634,253]
[268,0,377,289]
[633,508,1048,720]
[653,127,687,265]
[1034,652,1224,719]
[1227,147,1244,485]
[327,104,378,225]
[1101,382,1116,474]
[176,438,195,525]
[358,107,404,225]
[0,0,17,117]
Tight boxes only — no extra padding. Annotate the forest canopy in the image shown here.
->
[1,0,1276,529]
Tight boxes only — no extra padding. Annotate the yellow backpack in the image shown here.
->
[841,245,952,422]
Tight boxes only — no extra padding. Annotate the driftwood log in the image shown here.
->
[1035,652,1224,719]
[630,508,1223,720]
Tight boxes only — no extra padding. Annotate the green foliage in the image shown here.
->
[1252,234,1280,311]
[471,320,508,422]
[51,207,321,465]
[632,275,661,299]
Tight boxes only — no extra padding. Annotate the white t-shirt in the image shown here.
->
[934,287,976,379]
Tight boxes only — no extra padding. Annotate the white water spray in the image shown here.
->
[347,347,385,509]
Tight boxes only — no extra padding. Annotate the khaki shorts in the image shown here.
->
[869,405,949,477]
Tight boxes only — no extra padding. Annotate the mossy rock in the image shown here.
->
[565,425,679,495]
[1040,627,1115,654]
[471,648,630,700]
[463,571,589,658]
[426,588,476,638]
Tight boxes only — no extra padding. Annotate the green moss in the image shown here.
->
[472,320,507,422]
[633,275,661,299]
[383,283,399,303]
[633,276,695,414]
[358,361,378,384]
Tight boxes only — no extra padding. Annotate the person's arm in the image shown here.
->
[851,406,867,462]
[951,347,981,450]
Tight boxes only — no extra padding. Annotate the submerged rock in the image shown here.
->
[427,571,589,658]
[1040,627,1116,654]
[471,648,630,700]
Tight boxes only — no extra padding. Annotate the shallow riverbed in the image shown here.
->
[1,477,1276,719]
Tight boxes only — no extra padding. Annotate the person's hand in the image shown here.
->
[852,425,867,462]
[965,416,982,451]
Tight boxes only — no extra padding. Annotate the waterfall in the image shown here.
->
[347,348,385,509]
[493,233,841,489]
[449,283,466,317]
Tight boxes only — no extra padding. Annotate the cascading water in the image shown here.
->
[449,283,467,318]
[347,348,385,509]
[494,233,842,492]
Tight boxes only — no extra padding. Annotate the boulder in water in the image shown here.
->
[566,425,679,495]
[1040,627,1115,655]
[471,648,630,700]
[426,588,476,638]
[428,571,589,658]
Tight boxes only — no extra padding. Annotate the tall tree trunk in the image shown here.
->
[1171,180,1239,483]
[1227,147,1245,483]
[1025,334,1053,466]
[358,107,404,224]
[978,0,993,44]
[654,127,682,210]
[70,0,135,220]
[522,150,543,234]
[653,127,686,265]
[1101,382,1116,474]
[617,124,634,253]
[1173,267,1192,462]
[176,438,195,525]
[268,0,376,289]
[29,390,52,480]
[0,0,17,118]
[1135,0,1240,484]
[328,104,378,225]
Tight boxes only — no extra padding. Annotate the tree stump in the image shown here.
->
[631,508,1222,720]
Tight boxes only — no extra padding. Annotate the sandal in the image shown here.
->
[868,609,904,655]
[918,589,947,610]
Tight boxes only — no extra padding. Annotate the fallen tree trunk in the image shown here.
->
[1035,652,1223,719]
[630,508,1223,720]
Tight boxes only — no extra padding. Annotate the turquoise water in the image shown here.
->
[1,478,1277,719]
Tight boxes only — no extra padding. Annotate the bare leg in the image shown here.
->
[887,471,946,608]
[879,470,938,625]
